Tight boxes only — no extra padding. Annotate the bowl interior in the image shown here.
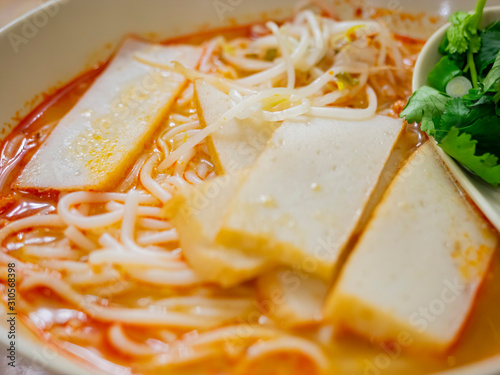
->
[1,1,500,375]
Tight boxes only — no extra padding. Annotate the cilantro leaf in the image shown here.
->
[445,0,486,55]
[461,116,500,157]
[434,98,469,141]
[476,22,500,74]
[436,92,497,135]
[483,50,500,92]
[467,93,494,106]
[400,86,449,133]
[485,21,500,32]
[439,127,500,186]
[462,88,485,101]
[446,12,478,54]
[434,98,471,142]
[435,96,495,139]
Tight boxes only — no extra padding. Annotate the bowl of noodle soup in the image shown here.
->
[1,0,500,375]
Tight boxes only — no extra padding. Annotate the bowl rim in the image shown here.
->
[1,1,500,375]
[0,0,57,34]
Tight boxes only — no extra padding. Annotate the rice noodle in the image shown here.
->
[58,192,157,230]
[140,153,173,203]
[19,272,232,328]
[64,226,96,251]
[174,148,196,177]
[23,244,79,259]
[311,90,347,106]
[184,170,204,185]
[138,218,172,230]
[261,98,311,121]
[308,85,377,120]
[38,260,90,272]
[160,176,191,192]
[196,160,212,179]
[300,11,325,70]
[89,250,182,267]
[0,251,28,269]
[223,53,276,72]
[177,83,195,106]
[66,267,121,286]
[105,201,163,218]
[157,137,170,158]
[183,325,279,346]
[121,190,154,253]
[108,324,157,357]
[162,121,200,141]
[237,28,309,87]
[246,336,329,371]
[199,38,220,73]
[125,267,201,287]
[136,229,178,246]
[171,113,195,123]
[97,233,122,249]
[117,154,148,192]
[267,22,295,89]
[0,214,65,246]
[154,297,254,311]
[150,345,219,368]
[291,64,368,100]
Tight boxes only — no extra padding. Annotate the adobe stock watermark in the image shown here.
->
[213,0,244,21]
[362,276,466,375]
[8,0,70,54]
[5,263,16,368]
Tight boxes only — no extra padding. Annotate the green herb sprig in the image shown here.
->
[401,0,500,186]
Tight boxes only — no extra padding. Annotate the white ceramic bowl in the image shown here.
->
[413,6,500,235]
[1,0,500,374]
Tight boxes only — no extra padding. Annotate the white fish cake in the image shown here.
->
[164,175,272,287]
[16,38,202,191]
[256,268,328,328]
[325,142,498,352]
[194,79,278,175]
[218,116,404,279]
